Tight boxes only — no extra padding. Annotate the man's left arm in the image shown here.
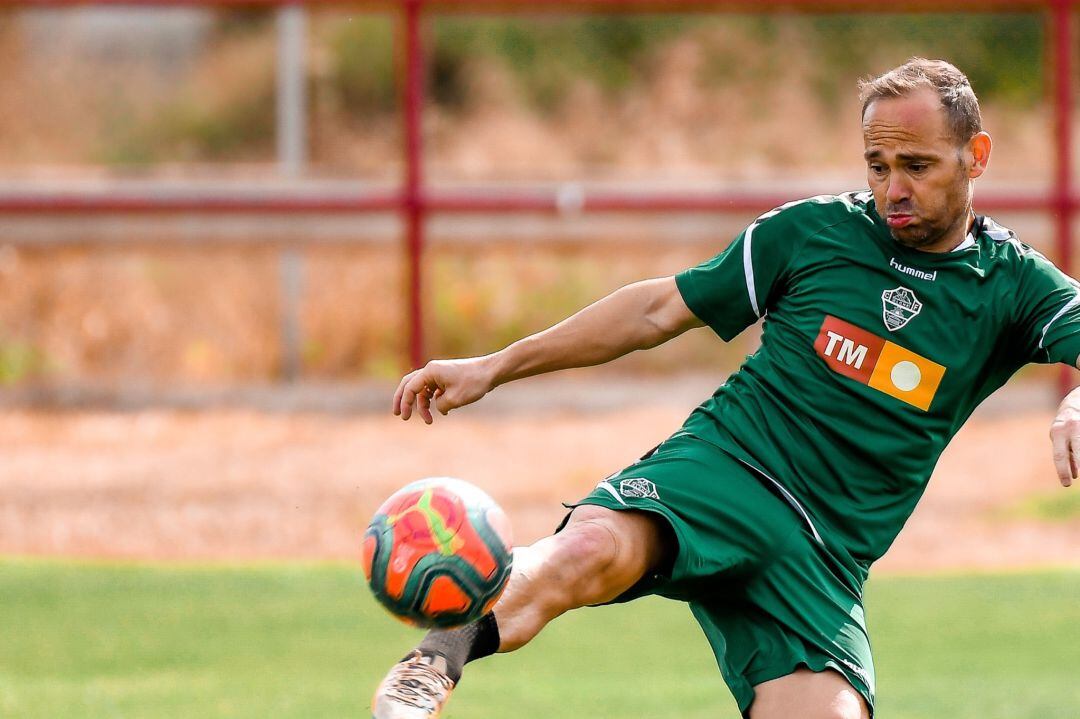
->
[1009,250,1080,488]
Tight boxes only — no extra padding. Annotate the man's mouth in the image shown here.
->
[887,214,914,229]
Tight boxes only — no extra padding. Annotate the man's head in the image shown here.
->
[859,58,992,252]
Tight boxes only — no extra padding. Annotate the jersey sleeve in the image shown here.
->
[675,207,803,341]
[1014,250,1080,366]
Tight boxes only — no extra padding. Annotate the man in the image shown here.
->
[372,58,1080,719]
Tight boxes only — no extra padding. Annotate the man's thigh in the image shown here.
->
[559,434,805,600]
[750,668,869,719]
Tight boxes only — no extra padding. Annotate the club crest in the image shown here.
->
[881,286,922,331]
[619,478,659,500]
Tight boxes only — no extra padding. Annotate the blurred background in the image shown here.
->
[0,4,1063,392]
[0,3,1078,718]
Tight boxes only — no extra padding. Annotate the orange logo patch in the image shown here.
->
[814,315,945,411]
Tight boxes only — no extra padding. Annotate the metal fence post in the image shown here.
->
[1051,0,1076,396]
[403,0,426,370]
[277,1,307,382]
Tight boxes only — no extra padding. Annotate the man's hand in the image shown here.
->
[1049,386,1080,487]
[393,356,496,425]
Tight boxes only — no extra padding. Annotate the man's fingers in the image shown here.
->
[399,385,415,420]
[393,370,418,416]
[1068,433,1080,488]
[1051,426,1072,486]
[417,388,434,425]
[399,373,433,421]
[434,388,453,416]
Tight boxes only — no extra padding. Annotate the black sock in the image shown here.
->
[413,612,500,683]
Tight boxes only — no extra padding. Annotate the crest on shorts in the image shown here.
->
[881,286,922,331]
[619,478,659,500]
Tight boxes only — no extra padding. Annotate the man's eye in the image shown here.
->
[909,163,927,173]
[869,164,887,175]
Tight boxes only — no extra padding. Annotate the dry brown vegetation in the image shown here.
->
[0,14,1063,385]
[0,396,1076,571]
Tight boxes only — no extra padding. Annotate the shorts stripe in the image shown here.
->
[595,480,628,506]
[733,457,825,546]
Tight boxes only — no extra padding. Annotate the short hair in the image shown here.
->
[858,58,982,145]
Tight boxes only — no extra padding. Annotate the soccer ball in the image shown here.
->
[362,477,513,628]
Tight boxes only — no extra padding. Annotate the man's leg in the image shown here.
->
[492,504,672,651]
[750,669,870,719]
[371,504,674,718]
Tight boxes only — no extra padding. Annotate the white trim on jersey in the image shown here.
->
[1039,292,1080,350]
[741,194,841,319]
[743,222,761,318]
[952,232,976,252]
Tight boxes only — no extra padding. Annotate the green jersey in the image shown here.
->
[675,191,1080,578]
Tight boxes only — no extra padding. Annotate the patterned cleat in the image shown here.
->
[371,650,456,719]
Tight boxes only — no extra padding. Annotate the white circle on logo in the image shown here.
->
[891,361,921,392]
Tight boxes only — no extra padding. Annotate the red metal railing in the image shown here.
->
[2,0,1077,391]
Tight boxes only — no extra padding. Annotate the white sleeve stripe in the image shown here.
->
[739,194,844,320]
[739,195,828,319]
[1039,292,1080,349]
[743,222,761,318]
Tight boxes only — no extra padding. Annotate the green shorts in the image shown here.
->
[559,432,876,717]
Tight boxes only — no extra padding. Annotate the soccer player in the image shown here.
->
[372,58,1080,719]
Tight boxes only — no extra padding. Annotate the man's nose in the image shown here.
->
[886,173,910,204]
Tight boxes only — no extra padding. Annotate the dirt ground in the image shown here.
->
[1,377,1078,574]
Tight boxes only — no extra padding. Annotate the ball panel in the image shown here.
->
[384,490,443,554]
[446,507,498,579]
[382,484,468,555]
[422,488,468,549]
[363,520,392,603]
[421,574,473,616]
[383,536,426,601]
[399,558,479,628]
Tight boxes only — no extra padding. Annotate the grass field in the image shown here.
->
[1,560,1078,719]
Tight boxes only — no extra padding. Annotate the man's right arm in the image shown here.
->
[393,276,702,423]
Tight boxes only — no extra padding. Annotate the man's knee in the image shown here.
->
[488,505,674,653]
[557,505,674,603]
[750,668,869,719]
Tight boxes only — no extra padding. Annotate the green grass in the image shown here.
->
[0,560,1077,718]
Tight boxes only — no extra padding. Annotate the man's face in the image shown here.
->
[862,88,977,251]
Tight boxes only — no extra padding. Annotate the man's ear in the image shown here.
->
[968,131,992,179]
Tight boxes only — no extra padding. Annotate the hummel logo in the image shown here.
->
[889,257,937,282]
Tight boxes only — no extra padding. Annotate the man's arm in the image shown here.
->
[1048,361,1080,488]
[393,276,703,424]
